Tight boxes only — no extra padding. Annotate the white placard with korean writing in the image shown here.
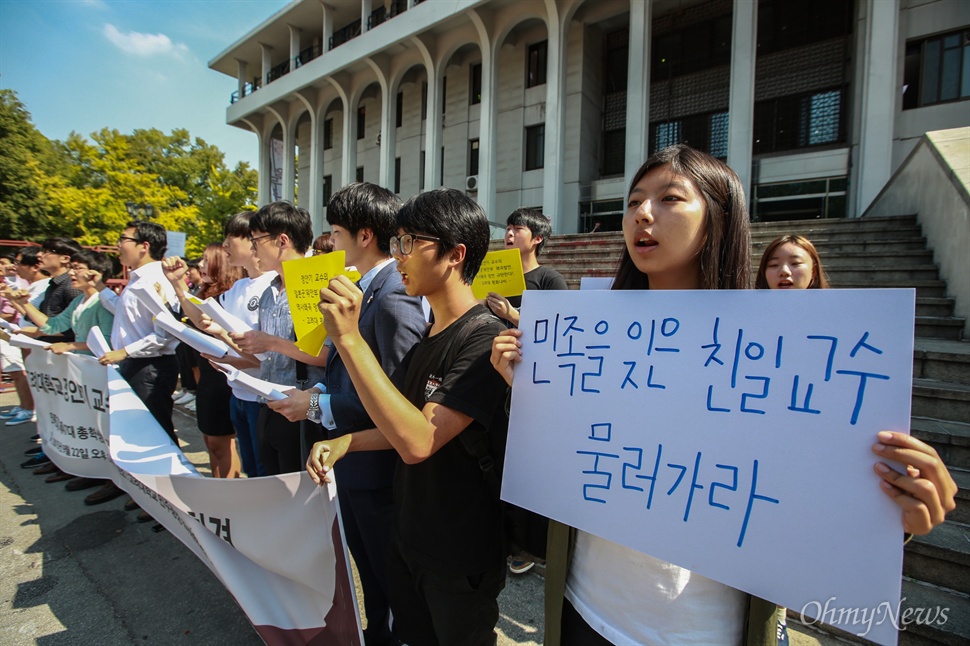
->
[24,350,363,645]
[503,289,914,646]
[28,351,112,477]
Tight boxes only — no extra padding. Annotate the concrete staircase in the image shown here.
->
[528,214,970,645]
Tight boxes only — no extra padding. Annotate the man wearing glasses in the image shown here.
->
[84,221,180,506]
[309,188,511,646]
[229,201,327,475]
[35,238,83,343]
[269,183,426,646]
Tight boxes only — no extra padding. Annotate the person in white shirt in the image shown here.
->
[166,212,275,478]
[86,221,180,507]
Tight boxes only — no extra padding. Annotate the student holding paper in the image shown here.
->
[490,145,958,646]
[87,221,180,507]
[485,207,567,576]
[163,244,243,478]
[230,202,327,475]
[308,189,510,646]
[270,183,426,645]
[486,208,567,329]
[13,250,115,357]
[211,212,276,477]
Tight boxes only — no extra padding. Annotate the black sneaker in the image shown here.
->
[24,446,43,456]
[21,454,51,469]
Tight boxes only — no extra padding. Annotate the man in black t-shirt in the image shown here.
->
[486,207,567,327]
[36,238,83,343]
[310,188,510,646]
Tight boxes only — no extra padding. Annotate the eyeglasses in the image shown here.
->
[68,265,90,272]
[249,233,275,249]
[117,236,139,245]
[389,233,441,256]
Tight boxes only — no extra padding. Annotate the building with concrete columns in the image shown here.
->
[208,0,969,235]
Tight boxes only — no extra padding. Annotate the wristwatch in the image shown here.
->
[307,393,322,423]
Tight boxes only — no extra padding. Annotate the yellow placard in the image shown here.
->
[294,322,330,356]
[281,251,361,356]
[471,249,526,300]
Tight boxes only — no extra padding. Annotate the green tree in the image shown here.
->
[0,90,258,256]
[0,89,57,238]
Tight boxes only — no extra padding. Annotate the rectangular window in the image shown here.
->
[904,28,970,109]
[394,157,401,193]
[419,150,426,191]
[525,124,545,170]
[323,175,333,206]
[442,76,447,115]
[357,106,366,139]
[470,63,482,105]
[468,139,480,176]
[323,118,334,150]
[396,92,404,128]
[527,41,548,88]
[356,166,364,182]
[421,82,427,120]
[753,88,845,155]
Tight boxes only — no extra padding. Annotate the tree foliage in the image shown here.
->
[0,90,257,257]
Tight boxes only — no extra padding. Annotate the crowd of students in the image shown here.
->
[0,144,958,646]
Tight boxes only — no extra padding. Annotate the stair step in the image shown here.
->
[897,578,970,646]
[825,267,944,282]
[833,281,948,298]
[904,521,970,605]
[910,417,970,473]
[914,340,970,384]
[810,251,935,268]
[912,381,970,433]
[916,298,958,318]
[914,318,965,341]
[948,468,970,526]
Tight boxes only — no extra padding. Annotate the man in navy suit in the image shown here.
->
[270,182,425,646]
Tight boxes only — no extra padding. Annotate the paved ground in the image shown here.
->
[0,388,544,645]
[1,386,841,645]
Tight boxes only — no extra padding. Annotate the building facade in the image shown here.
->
[209,0,970,235]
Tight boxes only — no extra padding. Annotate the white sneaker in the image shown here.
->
[6,409,37,426]
[171,389,186,400]
[183,400,197,412]
[174,392,196,405]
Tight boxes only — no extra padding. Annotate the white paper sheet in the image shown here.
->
[196,297,268,361]
[0,318,21,333]
[8,333,50,350]
[213,362,289,401]
[86,327,112,358]
[153,310,237,359]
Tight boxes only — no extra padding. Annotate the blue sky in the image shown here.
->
[1,0,289,168]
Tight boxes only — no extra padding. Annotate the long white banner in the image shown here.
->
[24,349,363,645]
[503,289,915,646]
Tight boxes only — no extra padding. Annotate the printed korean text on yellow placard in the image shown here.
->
[471,249,526,300]
[281,251,361,356]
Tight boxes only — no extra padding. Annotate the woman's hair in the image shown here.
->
[312,233,334,255]
[612,144,751,291]
[197,243,241,300]
[70,249,115,280]
[754,235,829,289]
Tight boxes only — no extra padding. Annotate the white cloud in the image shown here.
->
[102,24,189,58]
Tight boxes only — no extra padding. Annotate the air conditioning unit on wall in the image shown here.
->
[465,175,479,192]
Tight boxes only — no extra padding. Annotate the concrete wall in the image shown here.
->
[865,128,970,337]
